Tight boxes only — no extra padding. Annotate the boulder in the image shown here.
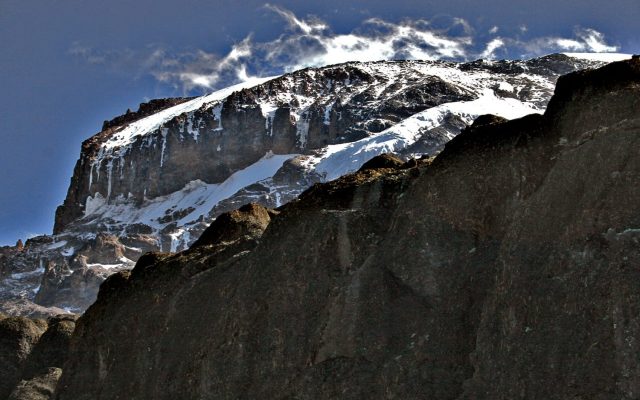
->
[0,317,47,398]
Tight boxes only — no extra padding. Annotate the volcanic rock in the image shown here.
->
[0,55,619,317]
[8,367,62,400]
[53,58,640,399]
[0,317,48,399]
[358,153,405,171]
[190,203,273,248]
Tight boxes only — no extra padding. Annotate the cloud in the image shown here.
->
[147,9,473,92]
[480,38,506,59]
[576,28,618,52]
[516,27,619,56]
[151,38,258,92]
[68,8,620,94]
[68,42,107,64]
[264,4,328,34]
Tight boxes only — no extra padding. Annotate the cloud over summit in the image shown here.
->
[69,7,620,94]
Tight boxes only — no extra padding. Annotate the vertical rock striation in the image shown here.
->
[53,58,640,399]
[0,54,617,316]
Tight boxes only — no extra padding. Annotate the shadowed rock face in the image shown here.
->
[3,54,610,318]
[1,315,76,400]
[0,317,48,399]
[190,203,273,248]
[52,58,640,399]
[9,367,62,400]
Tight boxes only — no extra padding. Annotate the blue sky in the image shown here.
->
[1,0,638,245]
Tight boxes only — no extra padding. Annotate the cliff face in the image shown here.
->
[53,55,603,237]
[2,54,606,317]
[53,58,640,399]
[0,314,76,400]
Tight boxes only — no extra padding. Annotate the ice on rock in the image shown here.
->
[211,103,224,131]
[563,53,632,62]
[100,77,277,152]
[312,89,541,181]
[259,103,279,134]
[80,152,299,233]
[323,103,333,125]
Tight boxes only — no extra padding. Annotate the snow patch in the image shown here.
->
[312,89,541,181]
[81,152,299,232]
[87,261,130,270]
[259,103,279,135]
[211,103,224,131]
[61,247,76,257]
[100,77,277,152]
[10,267,45,280]
[46,240,68,250]
[85,193,107,216]
[563,53,632,62]
[498,81,514,92]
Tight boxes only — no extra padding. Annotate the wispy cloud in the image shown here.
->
[265,4,329,35]
[479,38,506,59]
[517,28,619,55]
[68,7,620,94]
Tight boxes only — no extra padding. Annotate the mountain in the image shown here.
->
[0,53,626,317]
[2,56,637,399]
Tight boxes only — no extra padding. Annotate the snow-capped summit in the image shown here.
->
[1,53,615,315]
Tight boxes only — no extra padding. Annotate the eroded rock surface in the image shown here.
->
[0,317,48,398]
[1,54,611,316]
[1,315,76,400]
[54,59,640,399]
[9,367,62,400]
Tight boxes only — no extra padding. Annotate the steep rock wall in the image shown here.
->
[54,58,640,399]
[53,56,594,234]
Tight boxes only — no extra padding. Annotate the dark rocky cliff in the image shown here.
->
[4,55,609,318]
[50,58,640,399]
[53,55,597,235]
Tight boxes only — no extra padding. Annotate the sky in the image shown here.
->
[0,0,639,245]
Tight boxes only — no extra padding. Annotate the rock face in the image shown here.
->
[0,317,48,399]
[9,368,62,400]
[53,59,640,399]
[1,315,76,399]
[0,54,616,316]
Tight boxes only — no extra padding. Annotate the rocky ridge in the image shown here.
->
[42,57,640,399]
[0,54,621,316]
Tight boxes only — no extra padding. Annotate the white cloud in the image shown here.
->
[480,38,505,59]
[264,4,328,34]
[68,42,107,64]
[139,9,474,92]
[517,27,619,57]
[576,28,618,52]
[68,8,621,92]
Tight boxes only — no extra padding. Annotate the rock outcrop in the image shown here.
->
[0,317,48,399]
[52,58,640,399]
[2,54,609,316]
[1,315,76,399]
[9,367,62,400]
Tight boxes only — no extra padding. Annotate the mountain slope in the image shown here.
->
[53,57,640,399]
[0,54,624,316]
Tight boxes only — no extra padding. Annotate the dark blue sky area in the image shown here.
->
[1,0,638,245]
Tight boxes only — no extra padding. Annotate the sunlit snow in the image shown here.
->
[311,89,541,180]
[563,53,632,62]
[101,76,278,152]
[84,152,298,229]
